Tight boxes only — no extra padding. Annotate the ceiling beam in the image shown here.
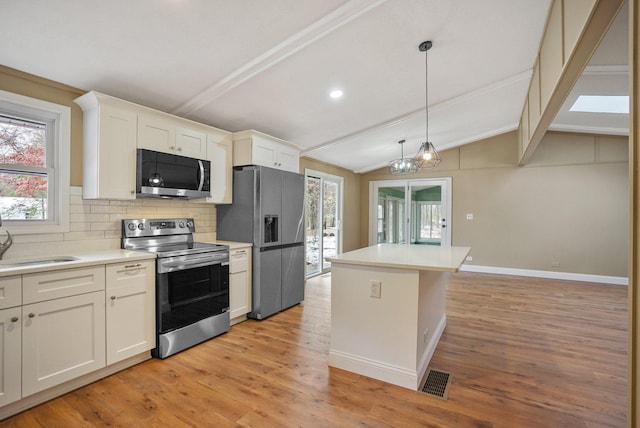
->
[170,0,387,117]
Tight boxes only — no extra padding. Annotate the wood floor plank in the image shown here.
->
[0,272,627,427]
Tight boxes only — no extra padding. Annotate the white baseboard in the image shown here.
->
[459,264,628,286]
[328,314,446,391]
[417,314,446,388]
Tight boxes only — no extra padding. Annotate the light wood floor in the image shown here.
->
[2,272,627,427]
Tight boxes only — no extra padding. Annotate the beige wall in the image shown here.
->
[361,131,629,277]
[0,65,84,186]
[299,157,361,253]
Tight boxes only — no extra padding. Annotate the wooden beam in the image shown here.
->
[519,0,625,165]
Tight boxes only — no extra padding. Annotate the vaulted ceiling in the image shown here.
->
[0,0,627,173]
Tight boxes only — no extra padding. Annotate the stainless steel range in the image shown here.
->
[122,218,230,359]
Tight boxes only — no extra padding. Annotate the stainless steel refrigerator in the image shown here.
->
[216,165,305,319]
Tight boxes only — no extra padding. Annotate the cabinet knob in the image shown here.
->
[10,316,18,323]
[170,146,176,150]
[111,295,117,300]
[177,147,182,152]
[28,313,35,318]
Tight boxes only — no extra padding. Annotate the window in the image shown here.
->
[0,90,70,234]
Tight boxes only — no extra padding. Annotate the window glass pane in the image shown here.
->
[0,172,48,220]
[0,115,46,167]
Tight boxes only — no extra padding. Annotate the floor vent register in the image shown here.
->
[421,369,452,399]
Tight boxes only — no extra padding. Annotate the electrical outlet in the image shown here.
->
[466,213,474,220]
[551,261,560,268]
[370,280,381,298]
[466,256,473,262]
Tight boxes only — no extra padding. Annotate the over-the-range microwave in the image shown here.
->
[136,148,211,199]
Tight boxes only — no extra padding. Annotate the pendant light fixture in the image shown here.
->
[415,40,442,168]
[388,139,419,175]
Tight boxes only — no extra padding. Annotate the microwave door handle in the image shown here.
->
[197,160,205,192]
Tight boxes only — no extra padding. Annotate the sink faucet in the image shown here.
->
[0,214,12,260]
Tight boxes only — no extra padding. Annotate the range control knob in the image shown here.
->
[186,221,194,229]
[127,223,136,231]
[137,223,145,230]
[179,221,185,228]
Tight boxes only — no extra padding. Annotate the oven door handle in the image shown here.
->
[158,255,229,273]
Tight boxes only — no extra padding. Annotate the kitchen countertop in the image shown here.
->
[0,250,156,277]
[326,243,471,272]
[209,240,252,249]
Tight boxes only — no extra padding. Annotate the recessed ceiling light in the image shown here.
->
[330,89,343,99]
[570,95,629,114]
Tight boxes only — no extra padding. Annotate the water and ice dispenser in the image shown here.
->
[264,215,279,243]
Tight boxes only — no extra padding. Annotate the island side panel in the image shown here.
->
[416,270,449,387]
[329,263,420,389]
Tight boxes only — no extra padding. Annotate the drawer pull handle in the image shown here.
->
[111,296,117,300]
[10,316,18,323]
[124,263,142,269]
[28,313,35,318]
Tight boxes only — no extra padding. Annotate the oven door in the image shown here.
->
[156,260,230,334]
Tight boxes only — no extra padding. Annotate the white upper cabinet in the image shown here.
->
[76,91,231,200]
[206,129,233,204]
[138,112,207,159]
[233,130,300,173]
[74,92,138,200]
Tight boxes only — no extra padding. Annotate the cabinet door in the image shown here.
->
[206,132,233,204]
[22,291,106,397]
[229,248,250,319]
[96,104,137,199]
[229,271,249,319]
[277,144,300,173]
[176,126,206,158]
[137,112,175,153]
[0,307,21,407]
[105,261,155,365]
[252,138,278,168]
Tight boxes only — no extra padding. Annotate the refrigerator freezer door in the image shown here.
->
[281,243,304,310]
[250,246,282,319]
[258,166,283,247]
[281,170,305,245]
[216,168,256,244]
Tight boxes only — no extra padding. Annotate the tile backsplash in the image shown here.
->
[3,186,218,259]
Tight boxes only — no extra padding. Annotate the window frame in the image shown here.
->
[0,90,70,234]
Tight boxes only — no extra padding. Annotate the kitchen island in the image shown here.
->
[325,244,470,390]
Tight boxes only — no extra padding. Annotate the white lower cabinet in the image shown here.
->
[22,291,106,397]
[229,246,251,323]
[0,307,21,407]
[106,260,155,365]
[0,257,155,415]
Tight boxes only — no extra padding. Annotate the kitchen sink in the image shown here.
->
[0,256,80,268]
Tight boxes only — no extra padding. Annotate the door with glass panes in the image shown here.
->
[370,178,451,246]
[305,170,343,277]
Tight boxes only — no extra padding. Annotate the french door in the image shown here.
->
[369,178,451,247]
[305,169,343,277]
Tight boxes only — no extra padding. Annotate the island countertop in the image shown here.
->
[326,244,471,272]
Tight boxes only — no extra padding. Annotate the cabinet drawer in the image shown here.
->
[230,248,249,273]
[0,276,21,309]
[23,266,106,304]
[106,260,154,291]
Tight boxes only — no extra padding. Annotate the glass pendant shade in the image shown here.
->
[415,141,442,168]
[388,140,419,175]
